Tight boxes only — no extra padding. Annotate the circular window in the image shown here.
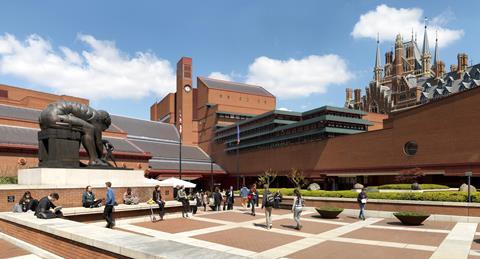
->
[404,141,418,156]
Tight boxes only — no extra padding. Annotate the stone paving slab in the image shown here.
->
[286,240,433,259]
[301,213,358,224]
[341,227,447,246]
[193,227,302,252]
[431,222,477,259]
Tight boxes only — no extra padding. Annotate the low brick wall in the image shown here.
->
[0,186,173,212]
[0,219,129,258]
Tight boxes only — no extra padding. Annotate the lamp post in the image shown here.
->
[466,171,472,202]
[179,112,183,180]
[210,159,214,192]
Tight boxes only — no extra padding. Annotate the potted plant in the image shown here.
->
[315,207,343,219]
[393,211,430,225]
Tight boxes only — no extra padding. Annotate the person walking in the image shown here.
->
[177,185,189,218]
[240,185,249,209]
[249,184,258,216]
[104,182,115,228]
[274,190,282,209]
[261,184,274,229]
[357,188,368,220]
[226,186,234,210]
[292,189,304,230]
[153,185,165,221]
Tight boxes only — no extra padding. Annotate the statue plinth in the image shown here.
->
[38,128,82,168]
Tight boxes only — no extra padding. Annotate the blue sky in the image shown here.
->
[0,1,477,119]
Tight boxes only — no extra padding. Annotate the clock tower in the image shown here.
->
[175,57,194,144]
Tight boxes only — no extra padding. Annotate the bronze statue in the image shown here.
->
[39,101,112,167]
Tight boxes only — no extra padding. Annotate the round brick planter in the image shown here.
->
[394,214,430,225]
[315,208,343,219]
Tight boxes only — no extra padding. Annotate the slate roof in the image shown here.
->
[129,139,210,161]
[149,159,222,171]
[198,77,274,97]
[0,104,41,121]
[111,115,179,142]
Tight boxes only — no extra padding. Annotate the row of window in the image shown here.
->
[218,94,268,104]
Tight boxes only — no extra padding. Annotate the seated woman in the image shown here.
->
[82,185,103,208]
[19,191,38,212]
[123,187,139,205]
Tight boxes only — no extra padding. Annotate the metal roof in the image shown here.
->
[199,77,274,97]
[111,115,179,142]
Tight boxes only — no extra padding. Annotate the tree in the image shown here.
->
[258,169,277,187]
[287,168,309,189]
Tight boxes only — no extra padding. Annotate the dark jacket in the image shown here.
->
[82,191,95,206]
[153,190,162,202]
[357,192,367,203]
[213,191,222,205]
[35,196,55,215]
[262,190,273,208]
[226,189,234,204]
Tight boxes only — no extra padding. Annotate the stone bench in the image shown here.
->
[62,200,196,222]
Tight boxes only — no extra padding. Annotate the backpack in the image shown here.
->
[265,192,275,207]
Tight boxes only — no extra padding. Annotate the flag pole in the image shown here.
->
[236,124,240,189]
[179,112,182,180]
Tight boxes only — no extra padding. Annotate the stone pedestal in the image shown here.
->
[18,168,151,187]
[38,128,82,168]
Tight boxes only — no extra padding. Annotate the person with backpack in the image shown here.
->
[261,184,274,229]
[357,188,368,220]
[292,189,304,230]
[249,184,258,216]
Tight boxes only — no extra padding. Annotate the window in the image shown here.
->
[404,141,418,156]
[0,90,7,98]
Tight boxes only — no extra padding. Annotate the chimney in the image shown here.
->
[385,51,393,64]
[354,89,361,103]
[435,61,445,78]
[457,53,468,73]
[346,88,353,102]
[450,64,458,73]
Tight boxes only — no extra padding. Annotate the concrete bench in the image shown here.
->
[62,200,196,222]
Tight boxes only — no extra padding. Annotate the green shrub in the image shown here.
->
[0,176,17,184]
[257,188,478,202]
[394,211,430,217]
[377,184,449,190]
[316,207,343,212]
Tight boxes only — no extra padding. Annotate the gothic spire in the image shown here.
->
[422,17,430,56]
[433,31,439,65]
[375,33,381,69]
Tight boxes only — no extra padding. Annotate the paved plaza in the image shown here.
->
[71,207,480,259]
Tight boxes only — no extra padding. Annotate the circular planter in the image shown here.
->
[315,208,343,219]
[394,214,430,225]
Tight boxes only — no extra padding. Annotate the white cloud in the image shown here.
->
[245,55,352,99]
[207,72,232,81]
[351,5,463,48]
[278,107,291,111]
[0,33,176,100]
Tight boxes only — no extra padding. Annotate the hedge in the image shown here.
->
[0,176,17,184]
[257,188,479,202]
[377,184,449,190]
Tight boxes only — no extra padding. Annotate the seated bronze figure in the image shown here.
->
[39,101,112,167]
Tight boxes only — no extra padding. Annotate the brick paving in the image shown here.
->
[0,239,31,258]
[193,227,302,252]
[271,218,340,234]
[197,211,260,222]
[108,208,480,258]
[342,227,448,246]
[287,241,433,259]
[134,217,221,234]
[373,218,456,230]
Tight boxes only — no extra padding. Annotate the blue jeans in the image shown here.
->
[359,203,366,220]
